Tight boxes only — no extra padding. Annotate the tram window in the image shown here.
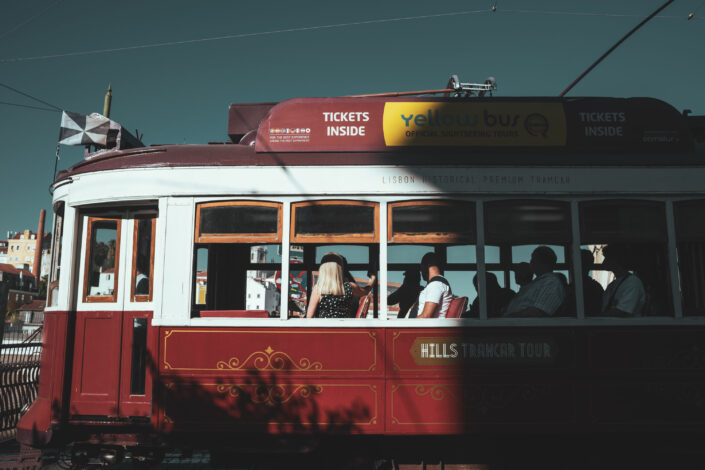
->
[674,200,705,316]
[387,201,477,319]
[48,202,64,307]
[580,200,671,317]
[193,244,282,317]
[83,217,121,303]
[485,200,571,317]
[193,201,283,317]
[389,201,475,243]
[131,217,156,302]
[195,201,281,243]
[292,201,378,243]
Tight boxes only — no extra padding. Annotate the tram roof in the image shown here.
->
[55,96,705,184]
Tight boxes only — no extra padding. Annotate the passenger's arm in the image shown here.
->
[417,301,438,319]
[305,287,321,319]
[350,275,377,298]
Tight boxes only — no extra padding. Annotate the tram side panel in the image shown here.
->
[155,327,386,435]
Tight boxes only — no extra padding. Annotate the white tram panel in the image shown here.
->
[54,164,705,207]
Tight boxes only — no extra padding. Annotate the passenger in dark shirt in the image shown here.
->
[387,269,423,318]
[581,249,604,316]
[469,272,516,317]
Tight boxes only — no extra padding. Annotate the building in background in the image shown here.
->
[0,240,7,264]
[0,263,38,314]
[7,230,50,273]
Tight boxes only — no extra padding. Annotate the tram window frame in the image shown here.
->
[192,201,283,317]
[195,200,283,244]
[388,200,476,244]
[82,216,122,304]
[484,199,572,317]
[288,200,380,319]
[48,202,64,307]
[291,200,379,244]
[579,199,671,317]
[131,216,156,303]
[386,200,478,319]
[673,199,705,316]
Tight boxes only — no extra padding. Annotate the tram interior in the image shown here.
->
[184,198,705,319]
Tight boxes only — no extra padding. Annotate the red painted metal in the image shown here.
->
[118,311,157,418]
[16,311,71,446]
[70,311,123,417]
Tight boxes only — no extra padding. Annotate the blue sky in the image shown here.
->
[0,0,703,239]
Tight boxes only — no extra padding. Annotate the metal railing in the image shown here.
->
[0,326,42,442]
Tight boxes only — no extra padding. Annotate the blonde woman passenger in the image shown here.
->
[306,253,376,318]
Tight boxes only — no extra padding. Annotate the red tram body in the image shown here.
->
[17,95,705,466]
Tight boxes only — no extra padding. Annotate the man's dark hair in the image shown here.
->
[602,244,629,268]
[420,252,443,272]
[532,246,557,269]
[580,249,594,274]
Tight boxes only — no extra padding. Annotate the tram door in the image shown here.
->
[69,208,158,420]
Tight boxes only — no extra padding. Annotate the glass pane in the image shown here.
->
[49,205,64,307]
[387,270,420,319]
[512,244,565,263]
[200,205,278,235]
[579,243,671,316]
[316,245,368,264]
[580,201,666,243]
[87,220,118,298]
[251,244,282,263]
[470,271,516,317]
[245,269,280,315]
[486,201,570,244]
[194,247,208,305]
[485,245,500,263]
[388,245,434,264]
[133,219,153,298]
[443,270,477,304]
[295,204,374,235]
[130,318,148,395]
[288,269,308,317]
[447,245,476,263]
[391,203,475,239]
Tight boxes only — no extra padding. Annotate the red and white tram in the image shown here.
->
[17,94,705,466]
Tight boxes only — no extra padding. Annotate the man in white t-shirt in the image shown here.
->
[504,246,565,317]
[414,252,453,319]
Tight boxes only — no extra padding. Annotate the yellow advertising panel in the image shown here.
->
[383,102,566,147]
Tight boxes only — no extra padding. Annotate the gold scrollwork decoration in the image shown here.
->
[216,346,323,371]
[415,385,457,402]
[216,384,323,407]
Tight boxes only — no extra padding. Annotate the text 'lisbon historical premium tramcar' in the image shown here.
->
[17,93,705,466]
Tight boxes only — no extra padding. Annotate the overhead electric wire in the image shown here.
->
[0,0,66,40]
[0,81,62,110]
[0,6,700,64]
[0,9,489,63]
[0,100,58,112]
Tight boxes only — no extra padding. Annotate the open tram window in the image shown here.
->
[674,200,705,316]
[131,216,156,302]
[290,201,379,319]
[580,200,671,317]
[83,217,121,303]
[484,200,571,317]
[387,201,476,319]
[192,201,282,318]
[48,202,64,307]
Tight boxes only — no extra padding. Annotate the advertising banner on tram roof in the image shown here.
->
[253,97,691,153]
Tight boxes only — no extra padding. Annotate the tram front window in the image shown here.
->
[580,200,671,317]
[485,200,571,317]
[192,202,282,318]
[84,217,121,303]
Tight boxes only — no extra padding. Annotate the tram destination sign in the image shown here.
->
[253,97,691,153]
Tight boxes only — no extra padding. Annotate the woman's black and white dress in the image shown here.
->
[316,283,355,318]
